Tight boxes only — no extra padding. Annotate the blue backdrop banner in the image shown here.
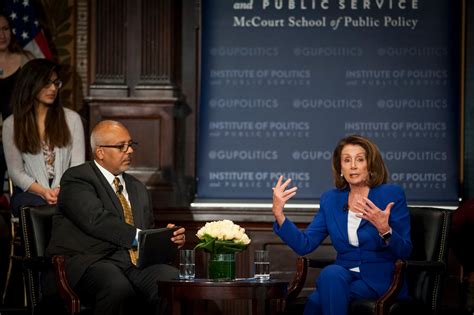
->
[197,0,461,203]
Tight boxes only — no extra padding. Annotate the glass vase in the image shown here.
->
[208,253,235,280]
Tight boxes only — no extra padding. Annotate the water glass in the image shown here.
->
[179,249,195,280]
[254,250,270,280]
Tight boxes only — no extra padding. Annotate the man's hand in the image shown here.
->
[168,223,186,248]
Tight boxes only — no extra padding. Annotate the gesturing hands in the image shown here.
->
[272,176,297,226]
[352,196,393,235]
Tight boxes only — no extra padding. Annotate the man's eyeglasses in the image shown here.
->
[45,79,63,89]
[98,141,138,153]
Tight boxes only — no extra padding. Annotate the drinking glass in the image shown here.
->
[254,250,270,280]
[179,249,195,280]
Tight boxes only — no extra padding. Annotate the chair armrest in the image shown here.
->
[52,255,81,314]
[375,259,406,315]
[287,257,308,302]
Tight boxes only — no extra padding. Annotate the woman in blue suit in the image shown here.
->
[272,135,412,315]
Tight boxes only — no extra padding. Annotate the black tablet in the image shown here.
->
[136,227,179,269]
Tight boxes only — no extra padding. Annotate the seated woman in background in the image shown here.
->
[0,12,34,196]
[2,59,85,216]
[0,12,34,119]
[272,135,412,315]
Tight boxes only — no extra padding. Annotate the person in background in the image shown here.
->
[272,134,412,315]
[0,12,34,197]
[451,199,474,311]
[2,58,85,216]
[46,120,186,315]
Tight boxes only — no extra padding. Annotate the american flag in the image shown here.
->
[3,0,52,59]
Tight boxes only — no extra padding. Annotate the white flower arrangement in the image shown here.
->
[195,220,251,254]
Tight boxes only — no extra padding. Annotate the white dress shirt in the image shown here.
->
[347,209,362,272]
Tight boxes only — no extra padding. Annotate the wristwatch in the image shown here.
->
[380,228,392,241]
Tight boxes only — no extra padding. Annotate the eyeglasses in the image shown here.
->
[45,79,63,89]
[98,141,138,153]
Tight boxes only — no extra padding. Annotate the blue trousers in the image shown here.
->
[304,265,379,315]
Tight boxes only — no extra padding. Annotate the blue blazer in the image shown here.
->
[274,184,412,297]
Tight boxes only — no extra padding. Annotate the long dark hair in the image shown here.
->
[11,59,71,154]
[332,134,388,190]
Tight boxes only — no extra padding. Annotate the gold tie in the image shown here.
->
[113,177,138,265]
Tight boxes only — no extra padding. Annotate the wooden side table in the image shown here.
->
[157,278,288,315]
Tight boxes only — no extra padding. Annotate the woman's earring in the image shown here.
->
[340,173,343,177]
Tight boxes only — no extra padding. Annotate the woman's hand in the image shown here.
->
[53,185,60,196]
[353,197,392,235]
[168,223,186,248]
[272,176,297,226]
[42,188,59,204]
[28,182,59,204]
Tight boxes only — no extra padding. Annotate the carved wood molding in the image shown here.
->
[139,0,177,85]
[93,0,127,85]
[76,0,89,100]
[84,0,180,97]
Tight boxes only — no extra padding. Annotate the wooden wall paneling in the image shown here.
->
[140,0,173,83]
[125,0,141,97]
[179,0,199,187]
[89,0,128,96]
[85,0,184,206]
[88,0,181,98]
[134,0,180,97]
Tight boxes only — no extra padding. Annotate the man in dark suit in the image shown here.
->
[46,120,186,315]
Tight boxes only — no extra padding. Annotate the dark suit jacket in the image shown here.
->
[46,161,154,287]
[274,184,412,298]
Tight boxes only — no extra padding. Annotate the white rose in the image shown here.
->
[195,220,251,244]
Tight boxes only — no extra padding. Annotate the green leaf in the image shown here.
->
[194,236,248,254]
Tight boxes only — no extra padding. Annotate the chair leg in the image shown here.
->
[2,220,16,304]
[22,272,28,307]
[2,217,27,307]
